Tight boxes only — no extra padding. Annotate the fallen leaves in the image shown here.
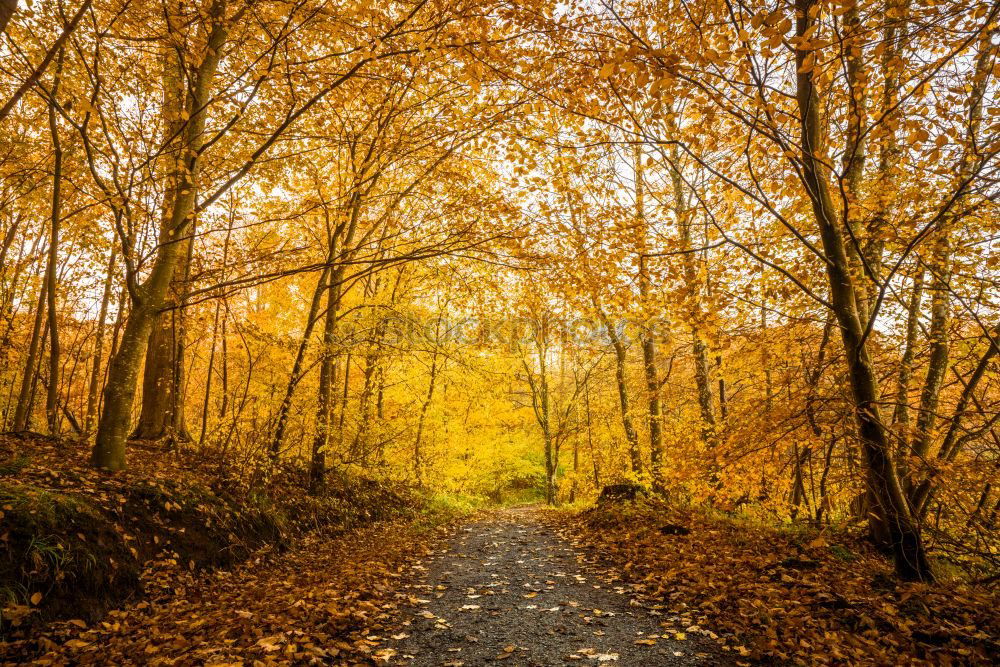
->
[552,502,1000,664]
[1,520,450,664]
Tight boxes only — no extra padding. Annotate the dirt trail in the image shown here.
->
[378,507,724,666]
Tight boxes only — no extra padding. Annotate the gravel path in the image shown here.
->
[377,507,725,666]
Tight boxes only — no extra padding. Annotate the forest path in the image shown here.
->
[376,507,723,666]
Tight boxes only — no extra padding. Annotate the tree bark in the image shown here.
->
[198,222,231,450]
[44,56,63,435]
[310,276,340,493]
[794,0,932,581]
[130,238,194,443]
[634,145,664,484]
[892,267,923,432]
[0,0,16,35]
[597,306,641,475]
[85,246,117,434]
[12,278,46,431]
[669,152,715,439]
[270,265,331,456]
[907,26,994,493]
[92,0,230,470]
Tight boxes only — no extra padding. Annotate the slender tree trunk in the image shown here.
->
[413,350,437,486]
[538,335,555,504]
[199,299,221,450]
[308,178,365,487]
[198,223,231,450]
[310,277,340,492]
[906,29,994,493]
[352,315,386,460]
[669,156,715,438]
[910,236,951,469]
[85,247,117,434]
[634,145,664,484]
[271,267,330,455]
[794,0,931,581]
[12,279,47,431]
[44,54,64,435]
[584,375,598,487]
[336,349,351,454]
[414,311,443,485]
[910,326,1000,514]
[893,267,924,432]
[716,355,727,420]
[597,307,641,474]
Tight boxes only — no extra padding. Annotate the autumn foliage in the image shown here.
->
[0,0,998,661]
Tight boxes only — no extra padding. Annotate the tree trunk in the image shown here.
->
[910,235,951,468]
[310,277,340,493]
[130,37,194,445]
[85,246,117,434]
[271,266,331,456]
[92,2,229,470]
[634,145,664,484]
[0,0,16,35]
[794,0,932,581]
[12,278,46,431]
[669,154,715,438]
[584,375,599,488]
[892,267,923,432]
[597,306,641,474]
[44,53,64,435]
[413,311,444,485]
[131,235,194,443]
[906,28,994,495]
[198,223,230,450]
[910,326,1000,514]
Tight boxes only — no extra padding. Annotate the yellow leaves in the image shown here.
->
[598,62,615,80]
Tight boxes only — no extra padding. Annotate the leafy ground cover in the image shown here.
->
[548,499,1000,665]
[0,433,420,636]
[1,518,452,664]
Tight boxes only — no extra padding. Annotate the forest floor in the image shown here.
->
[2,518,451,665]
[557,498,1000,665]
[2,436,997,665]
